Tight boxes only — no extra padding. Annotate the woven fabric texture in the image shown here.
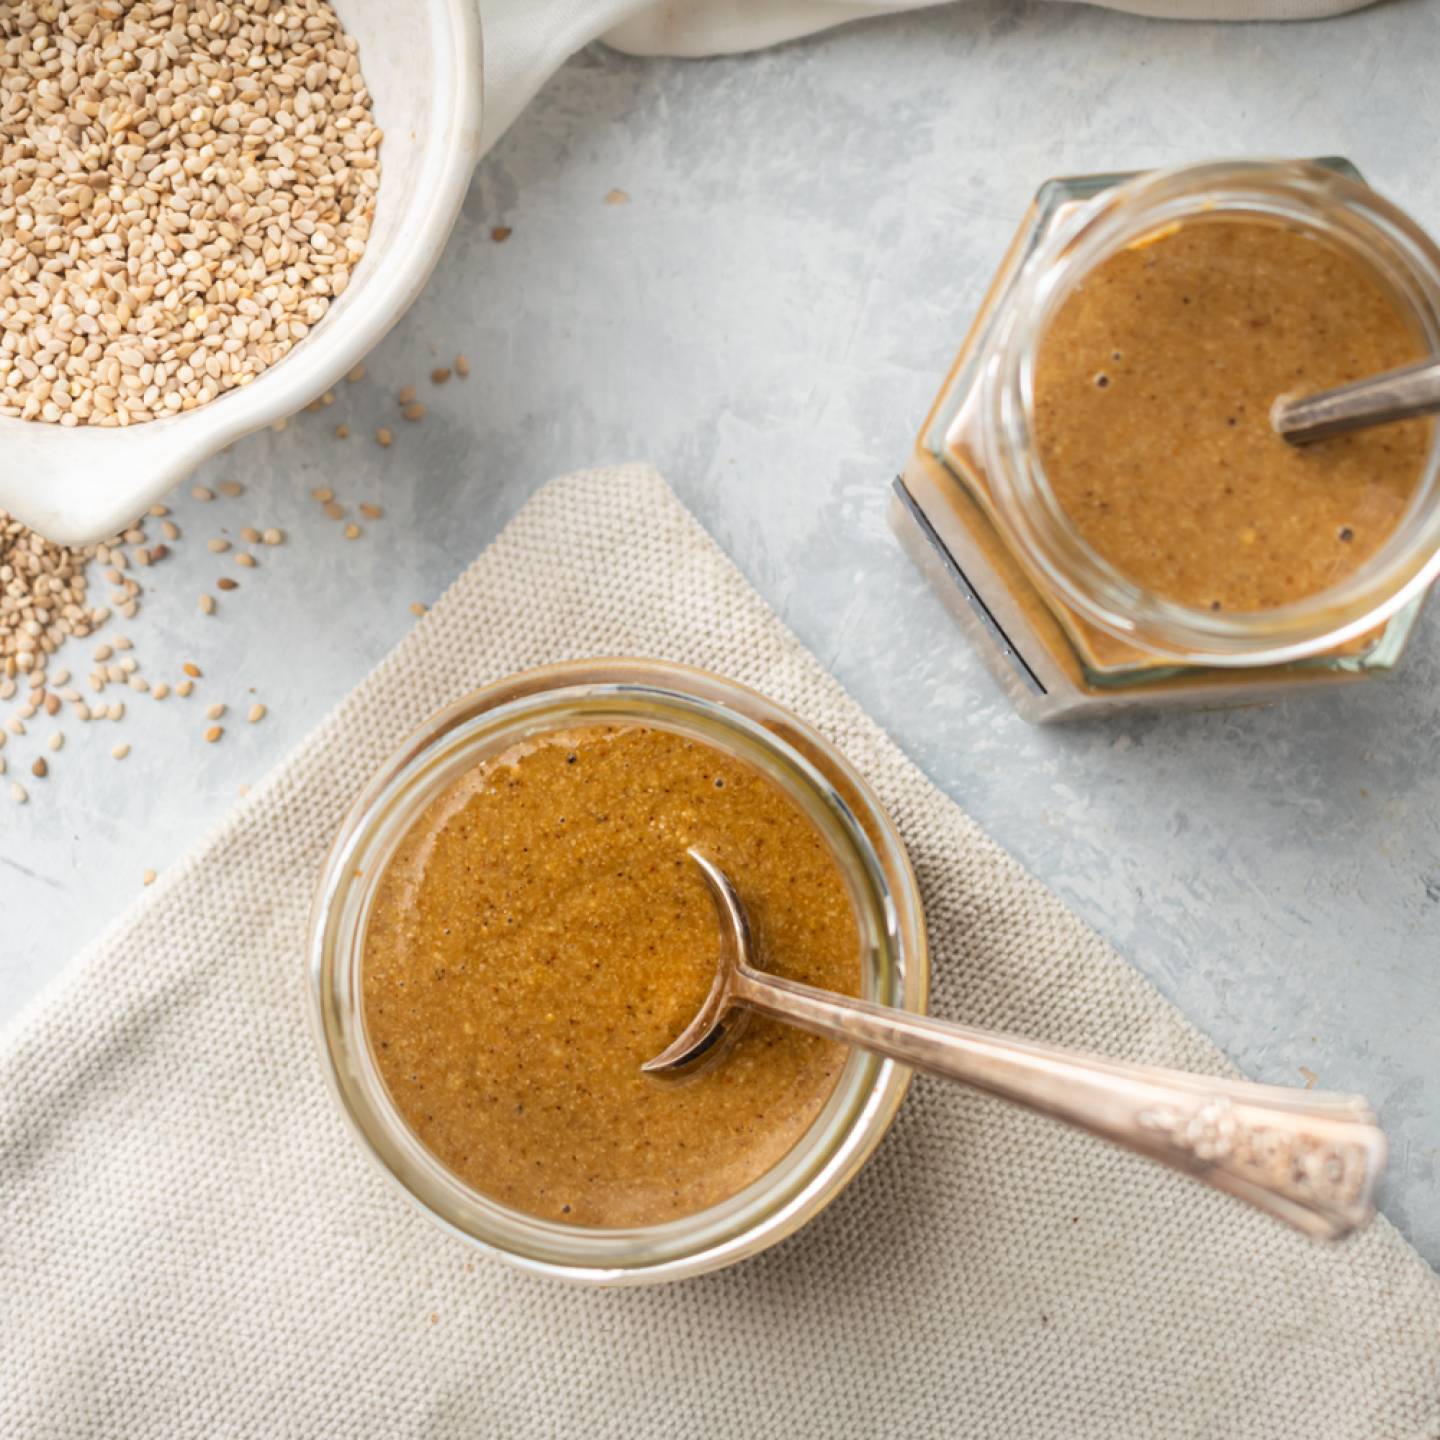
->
[2,467,1436,1438]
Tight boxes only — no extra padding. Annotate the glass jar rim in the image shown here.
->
[306,659,928,1285]
[983,158,1440,666]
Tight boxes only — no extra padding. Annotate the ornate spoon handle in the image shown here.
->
[733,966,1384,1241]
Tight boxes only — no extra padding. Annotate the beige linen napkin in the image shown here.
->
[2,466,1436,1438]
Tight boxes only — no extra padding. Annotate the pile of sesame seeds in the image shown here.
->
[0,481,291,807]
[0,0,379,427]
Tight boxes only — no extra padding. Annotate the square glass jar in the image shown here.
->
[893,159,1440,722]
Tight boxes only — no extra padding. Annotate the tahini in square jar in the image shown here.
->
[893,159,1440,722]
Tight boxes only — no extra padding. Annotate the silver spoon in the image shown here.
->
[646,850,1385,1241]
[1272,355,1440,444]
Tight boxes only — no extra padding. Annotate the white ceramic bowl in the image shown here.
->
[0,0,483,545]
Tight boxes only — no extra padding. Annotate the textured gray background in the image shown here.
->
[2,3,1436,1265]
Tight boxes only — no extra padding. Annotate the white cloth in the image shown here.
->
[480,0,1376,148]
[2,467,1436,1438]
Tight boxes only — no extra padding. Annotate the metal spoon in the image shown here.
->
[646,850,1385,1241]
[1272,355,1440,444]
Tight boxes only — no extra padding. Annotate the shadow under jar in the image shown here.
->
[308,661,927,1285]
[893,158,1440,722]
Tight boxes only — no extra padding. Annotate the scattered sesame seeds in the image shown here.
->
[248,704,267,724]
[335,424,350,440]
[143,870,157,888]
[206,703,226,721]
[360,503,384,521]
[47,732,63,753]
[323,501,345,521]
[402,403,426,422]
[219,483,245,500]
[208,538,231,554]
[431,368,452,385]
[491,227,512,244]
[204,726,224,744]
[410,602,428,617]
[153,683,170,701]
[240,528,261,545]
[11,780,27,804]
[182,663,202,679]
[217,578,239,591]
[262,529,285,547]
[344,523,362,540]
[112,743,130,761]
[30,757,47,779]
[235,552,257,568]
[376,427,393,447]
[346,363,367,383]
[455,354,471,377]
[398,385,417,406]
[313,488,335,504]
[199,594,216,615]
[176,680,195,699]
[192,487,215,502]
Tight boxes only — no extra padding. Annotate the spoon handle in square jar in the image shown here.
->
[1272,355,1440,443]
[732,966,1384,1242]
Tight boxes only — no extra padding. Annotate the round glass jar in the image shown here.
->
[307,660,928,1285]
[895,158,1440,721]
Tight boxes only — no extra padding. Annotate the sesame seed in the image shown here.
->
[402,403,426,422]
[455,354,471,377]
[182,663,202,678]
[431,368,451,384]
[143,870,157,887]
[344,523,362,540]
[204,726,224,744]
[398,385,417,405]
[346,363,367,383]
[360,503,384,521]
[248,704,267,724]
[262,529,285,546]
[217,577,239,591]
[112,743,130,760]
[208,538,231,554]
[235,552,257,568]
[192,487,215,502]
[219,482,244,499]
[199,594,216,615]
[376,427,393,447]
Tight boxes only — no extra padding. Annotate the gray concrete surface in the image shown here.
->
[2,2,1436,1265]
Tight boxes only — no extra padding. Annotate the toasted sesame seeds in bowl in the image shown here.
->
[0,0,483,546]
